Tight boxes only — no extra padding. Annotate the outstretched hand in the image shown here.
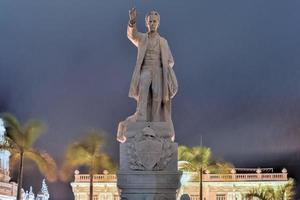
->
[129,7,137,24]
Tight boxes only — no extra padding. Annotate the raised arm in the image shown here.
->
[127,7,140,47]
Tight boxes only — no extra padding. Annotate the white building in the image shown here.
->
[71,168,289,200]
[0,118,18,200]
[179,168,289,200]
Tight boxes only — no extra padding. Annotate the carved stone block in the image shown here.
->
[117,171,182,200]
[119,122,178,171]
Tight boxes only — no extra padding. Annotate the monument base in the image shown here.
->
[117,171,182,200]
[117,122,181,200]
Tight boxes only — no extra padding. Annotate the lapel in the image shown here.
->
[137,34,148,66]
[159,37,167,68]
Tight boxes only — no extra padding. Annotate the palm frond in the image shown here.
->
[178,145,233,173]
[92,154,116,174]
[59,142,95,182]
[276,178,295,200]
[191,146,211,167]
[246,187,270,200]
[65,143,93,165]
[7,129,26,149]
[208,161,233,174]
[25,148,57,182]
[0,133,22,153]
[1,114,25,148]
[178,146,189,159]
[81,132,105,155]
[59,162,76,182]
[60,131,114,182]
[178,161,197,172]
[9,153,21,170]
[246,179,295,200]
[1,113,21,130]
[23,120,45,148]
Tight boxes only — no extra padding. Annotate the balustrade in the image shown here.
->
[184,172,287,182]
[74,174,117,182]
[74,172,287,183]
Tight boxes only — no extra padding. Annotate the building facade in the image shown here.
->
[71,168,289,200]
[179,168,289,200]
[0,119,18,200]
[71,170,119,200]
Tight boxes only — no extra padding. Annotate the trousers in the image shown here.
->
[137,66,162,121]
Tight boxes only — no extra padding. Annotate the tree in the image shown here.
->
[178,145,233,200]
[60,131,115,200]
[278,178,295,200]
[1,113,57,200]
[246,178,295,200]
[246,187,275,200]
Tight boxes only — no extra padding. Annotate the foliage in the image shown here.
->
[59,131,116,181]
[178,145,233,200]
[1,113,57,181]
[178,145,233,173]
[0,113,57,200]
[246,178,295,200]
[60,131,115,200]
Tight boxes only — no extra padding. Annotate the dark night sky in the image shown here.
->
[1,0,300,199]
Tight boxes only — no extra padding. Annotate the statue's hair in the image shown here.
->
[145,10,160,23]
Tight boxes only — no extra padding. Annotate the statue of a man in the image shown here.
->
[117,8,178,142]
[127,8,178,122]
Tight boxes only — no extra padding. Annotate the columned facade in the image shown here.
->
[179,168,289,200]
[71,170,119,200]
[71,168,289,200]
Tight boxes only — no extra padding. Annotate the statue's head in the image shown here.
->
[145,10,160,32]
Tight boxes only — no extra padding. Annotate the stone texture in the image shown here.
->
[125,122,174,139]
[119,122,178,171]
[117,171,181,200]
[118,121,181,200]
[117,8,181,200]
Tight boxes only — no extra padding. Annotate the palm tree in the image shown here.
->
[246,178,295,200]
[246,187,275,200]
[178,145,233,200]
[60,131,115,200]
[278,178,295,200]
[1,113,57,200]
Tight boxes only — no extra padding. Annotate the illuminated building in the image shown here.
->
[71,170,119,200]
[71,167,289,200]
[0,118,18,200]
[179,168,289,200]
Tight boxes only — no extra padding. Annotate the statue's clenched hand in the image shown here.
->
[129,7,137,25]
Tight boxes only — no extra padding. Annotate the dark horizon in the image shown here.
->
[0,0,300,199]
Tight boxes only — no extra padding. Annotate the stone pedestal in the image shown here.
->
[117,122,181,200]
[118,171,181,200]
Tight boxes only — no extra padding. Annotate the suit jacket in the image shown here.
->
[127,23,178,103]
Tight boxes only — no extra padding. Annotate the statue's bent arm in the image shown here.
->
[127,23,141,47]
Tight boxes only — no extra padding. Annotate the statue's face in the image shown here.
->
[146,15,159,32]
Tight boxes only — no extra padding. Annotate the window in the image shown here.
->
[93,195,98,200]
[99,193,113,200]
[216,194,226,200]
